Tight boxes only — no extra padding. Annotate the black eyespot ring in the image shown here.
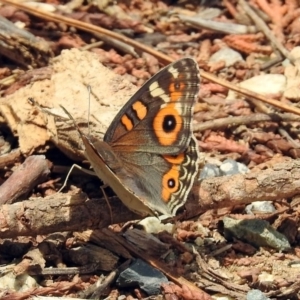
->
[163,115,176,132]
[174,82,181,90]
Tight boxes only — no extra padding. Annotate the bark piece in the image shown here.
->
[0,193,139,238]
[0,148,22,169]
[0,155,50,204]
[187,156,300,218]
[74,229,132,259]
[63,243,118,271]
[123,228,170,256]
[0,15,53,68]
[0,48,139,158]
[14,247,46,276]
[0,156,299,238]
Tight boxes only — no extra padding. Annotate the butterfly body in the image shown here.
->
[79,58,201,216]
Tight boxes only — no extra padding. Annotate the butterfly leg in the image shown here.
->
[58,164,96,193]
[100,185,113,224]
[59,165,114,223]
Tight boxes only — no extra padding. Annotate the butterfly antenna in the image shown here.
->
[28,97,50,114]
[59,105,85,141]
[87,85,91,137]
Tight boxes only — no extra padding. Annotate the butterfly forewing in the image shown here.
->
[104,58,200,155]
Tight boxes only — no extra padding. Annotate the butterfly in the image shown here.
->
[62,58,200,217]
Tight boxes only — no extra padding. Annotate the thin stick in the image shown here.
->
[194,113,300,132]
[239,0,293,62]
[87,85,91,137]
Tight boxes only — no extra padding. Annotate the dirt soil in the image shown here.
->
[0,0,300,299]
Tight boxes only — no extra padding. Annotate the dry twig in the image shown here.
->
[0,155,50,204]
[239,0,292,62]
[0,156,299,238]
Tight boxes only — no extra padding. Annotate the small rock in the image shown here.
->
[138,216,175,234]
[193,221,210,236]
[194,237,204,247]
[199,163,221,180]
[0,271,38,291]
[209,48,244,67]
[246,289,270,300]
[220,159,249,175]
[223,217,291,251]
[283,46,300,100]
[200,160,249,180]
[227,74,286,99]
[245,201,276,215]
[240,74,286,94]
[258,272,274,286]
[116,259,168,295]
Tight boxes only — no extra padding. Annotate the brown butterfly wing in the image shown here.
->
[104,58,200,155]
[97,58,201,215]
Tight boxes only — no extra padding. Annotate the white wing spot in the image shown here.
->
[168,66,179,79]
[149,81,171,103]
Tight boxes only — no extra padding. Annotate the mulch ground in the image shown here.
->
[0,0,300,299]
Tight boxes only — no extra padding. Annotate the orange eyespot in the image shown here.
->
[162,167,180,202]
[169,75,185,102]
[153,105,182,146]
